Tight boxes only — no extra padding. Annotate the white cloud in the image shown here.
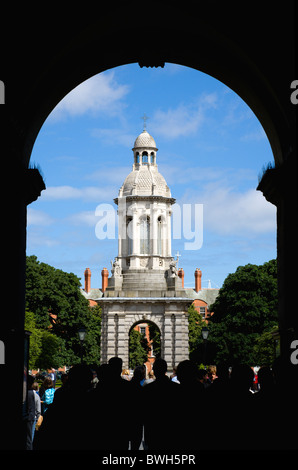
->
[196,186,276,235]
[151,92,217,139]
[91,128,135,148]
[152,104,204,139]
[67,211,100,227]
[159,164,255,188]
[240,127,267,142]
[40,185,115,202]
[27,233,59,247]
[49,72,130,120]
[85,165,130,186]
[27,208,54,226]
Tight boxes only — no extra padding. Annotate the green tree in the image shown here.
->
[24,310,42,369]
[188,304,205,355]
[149,323,161,358]
[36,331,61,369]
[209,259,278,365]
[129,329,148,369]
[26,256,101,366]
[253,325,279,366]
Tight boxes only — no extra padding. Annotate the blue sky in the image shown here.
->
[28,63,276,290]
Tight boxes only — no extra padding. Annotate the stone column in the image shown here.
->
[100,307,108,364]
[177,310,189,363]
[132,208,139,255]
[174,313,183,366]
[163,313,174,369]
[117,313,127,365]
[151,205,158,255]
[106,313,117,360]
[166,208,172,256]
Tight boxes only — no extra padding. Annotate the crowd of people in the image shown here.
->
[27,356,298,451]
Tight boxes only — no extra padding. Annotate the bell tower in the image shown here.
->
[99,127,192,370]
[108,127,179,292]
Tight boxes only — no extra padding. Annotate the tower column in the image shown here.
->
[151,208,158,255]
[132,209,139,255]
[166,208,172,256]
[117,313,127,364]
[107,313,117,359]
[117,198,127,259]
[163,314,173,368]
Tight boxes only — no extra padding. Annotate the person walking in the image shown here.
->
[40,377,55,415]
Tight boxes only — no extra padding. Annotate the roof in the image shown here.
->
[133,130,157,149]
[185,288,220,306]
[121,165,171,197]
[81,288,103,301]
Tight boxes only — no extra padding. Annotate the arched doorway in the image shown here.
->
[129,320,161,373]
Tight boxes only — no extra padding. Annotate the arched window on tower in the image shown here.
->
[135,152,140,164]
[157,215,162,255]
[142,151,149,164]
[140,216,150,254]
[151,152,155,164]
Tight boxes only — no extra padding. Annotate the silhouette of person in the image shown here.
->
[129,365,146,449]
[224,364,255,450]
[143,358,179,450]
[175,360,205,450]
[35,364,93,450]
[252,366,277,449]
[25,375,37,450]
[272,356,298,449]
[87,357,131,450]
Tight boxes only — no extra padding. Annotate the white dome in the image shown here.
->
[121,165,171,197]
[133,130,157,149]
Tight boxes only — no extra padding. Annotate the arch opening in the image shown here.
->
[128,320,161,373]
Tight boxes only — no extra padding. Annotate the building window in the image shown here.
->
[140,216,150,254]
[140,327,146,336]
[199,307,206,318]
[136,152,140,164]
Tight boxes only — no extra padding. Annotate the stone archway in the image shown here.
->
[99,297,191,371]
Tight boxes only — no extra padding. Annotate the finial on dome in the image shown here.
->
[141,113,149,131]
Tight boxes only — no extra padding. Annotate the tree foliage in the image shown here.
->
[188,303,205,355]
[149,323,161,359]
[129,329,148,370]
[25,255,101,367]
[208,259,278,365]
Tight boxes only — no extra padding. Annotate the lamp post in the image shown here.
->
[78,327,86,363]
[202,326,209,367]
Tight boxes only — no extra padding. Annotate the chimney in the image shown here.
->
[195,268,202,292]
[178,268,184,287]
[101,267,109,293]
[84,267,91,293]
